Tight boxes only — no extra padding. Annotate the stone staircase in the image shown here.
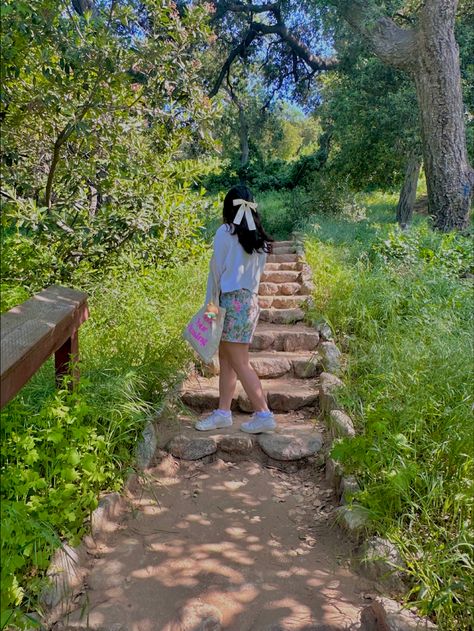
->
[174,239,326,468]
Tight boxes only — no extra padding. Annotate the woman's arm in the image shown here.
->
[204,227,228,305]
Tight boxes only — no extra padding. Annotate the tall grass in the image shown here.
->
[1,254,209,628]
[302,194,474,629]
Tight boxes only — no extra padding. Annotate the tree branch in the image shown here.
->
[330,0,418,69]
[252,22,338,71]
[209,17,338,97]
[209,28,260,97]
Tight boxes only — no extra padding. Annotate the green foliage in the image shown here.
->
[1,0,216,284]
[304,199,474,629]
[0,254,209,627]
[319,57,420,189]
[203,97,320,193]
[372,224,474,278]
[257,190,297,239]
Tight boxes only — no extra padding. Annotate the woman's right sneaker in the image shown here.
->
[195,410,233,431]
[240,411,276,434]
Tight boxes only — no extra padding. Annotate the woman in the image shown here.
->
[195,184,277,434]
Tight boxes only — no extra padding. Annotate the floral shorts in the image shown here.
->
[219,289,261,344]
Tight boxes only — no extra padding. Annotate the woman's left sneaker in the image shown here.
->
[240,411,276,434]
[195,410,233,431]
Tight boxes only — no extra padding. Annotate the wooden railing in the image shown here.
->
[0,285,89,409]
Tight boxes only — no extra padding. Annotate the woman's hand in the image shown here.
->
[204,302,219,321]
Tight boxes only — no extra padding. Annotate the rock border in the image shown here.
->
[295,233,437,630]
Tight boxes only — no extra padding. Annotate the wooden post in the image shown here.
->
[55,329,79,388]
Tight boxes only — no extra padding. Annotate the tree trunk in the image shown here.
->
[334,0,474,231]
[396,154,422,228]
[413,0,473,231]
[238,105,249,169]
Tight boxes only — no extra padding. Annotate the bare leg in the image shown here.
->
[218,342,238,411]
[220,341,269,412]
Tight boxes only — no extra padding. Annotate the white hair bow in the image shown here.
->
[233,198,257,231]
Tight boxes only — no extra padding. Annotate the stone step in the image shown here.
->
[264,262,300,271]
[261,270,301,283]
[267,253,300,264]
[164,413,324,464]
[249,350,322,379]
[259,307,305,324]
[259,282,301,296]
[272,240,295,247]
[250,322,320,351]
[180,375,319,412]
[199,350,321,379]
[271,246,296,255]
[258,295,309,309]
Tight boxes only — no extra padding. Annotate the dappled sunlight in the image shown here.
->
[64,459,373,629]
[263,596,314,627]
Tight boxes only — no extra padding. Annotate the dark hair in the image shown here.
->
[222,185,274,255]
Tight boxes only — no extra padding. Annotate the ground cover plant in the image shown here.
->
[0,252,209,629]
[302,193,474,629]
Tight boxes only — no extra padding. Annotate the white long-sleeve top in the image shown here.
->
[204,223,267,305]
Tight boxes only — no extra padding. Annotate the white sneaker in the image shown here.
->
[240,412,276,434]
[195,410,233,431]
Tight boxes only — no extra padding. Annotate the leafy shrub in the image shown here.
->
[294,169,367,218]
[371,223,474,278]
[202,158,292,194]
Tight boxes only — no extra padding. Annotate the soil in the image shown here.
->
[59,457,375,631]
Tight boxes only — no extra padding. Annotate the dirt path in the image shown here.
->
[56,241,378,631]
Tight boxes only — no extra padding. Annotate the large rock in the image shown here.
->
[180,376,241,411]
[258,296,273,309]
[166,435,217,460]
[329,409,355,438]
[319,372,344,415]
[250,329,275,351]
[257,432,323,461]
[259,282,280,296]
[261,270,300,283]
[314,319,333,341]
[293,354,321,378]
[360,597,437,630]
[325,457,343,491]
[280,282,303,295]
[355,537,407,593]
[259,307,305,324]
[339,475,360,505]
[335,504,370,539]
[218,434,254,455]
[282,329,320,352]
[91,492,124,538]
[40,544,87,611]
[250,354,292,379]
[238,377,319,412]
[320,341,342,374]
[251,324,319,352]
[271,295,307,309]
[300,263,313,282]
[135,420,157,470]
[299,280,314,295]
